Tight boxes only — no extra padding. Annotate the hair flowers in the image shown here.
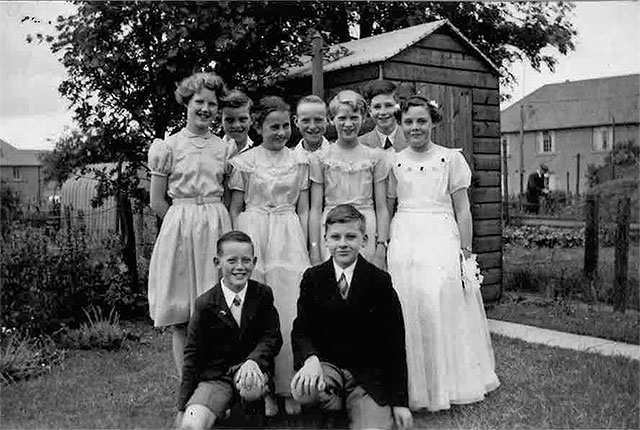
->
[427,99,440,110]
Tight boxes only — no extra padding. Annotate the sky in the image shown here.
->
[0,1,638,150]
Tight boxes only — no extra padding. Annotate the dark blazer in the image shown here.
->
[359,126,408,153]
[291,255,408,407]
[177,280,282,411]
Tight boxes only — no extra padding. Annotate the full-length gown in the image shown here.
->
[147,129,234,327]
[228,146,311,395]
[387,144,500,411]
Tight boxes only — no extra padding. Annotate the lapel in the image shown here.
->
[239,281,259,338]
[393,126,408,152]
[346,255,369,304]
[210,283,239,330]
[321,258,341,301]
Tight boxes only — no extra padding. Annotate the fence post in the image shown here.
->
[613,197,630,313]
[64,205,72,244]
[502,137,510,225]
[583,192,599,282]
[575,153,581,196]
[117,193,140,294]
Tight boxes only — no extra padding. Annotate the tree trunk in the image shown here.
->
[358,4,374,38]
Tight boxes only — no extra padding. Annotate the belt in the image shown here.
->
[245,206,295,214]
[172,196,222,206]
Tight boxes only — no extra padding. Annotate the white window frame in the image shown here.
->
[592,126,613,152]
[12,167,21,179]
[537,130,555,154]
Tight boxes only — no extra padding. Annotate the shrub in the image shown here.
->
[60,306,127,350]
[0,329,63,385]
[503,225,584,248]
[0,225,148,337]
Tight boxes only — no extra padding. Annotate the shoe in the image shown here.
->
[284,397,302,415]
[264,393,279,417]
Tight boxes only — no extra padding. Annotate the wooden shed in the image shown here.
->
[282,19,503,301]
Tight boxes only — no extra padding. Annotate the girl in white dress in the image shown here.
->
[308,90,390,269]
[147,72,234,377]
[229,96,310,416]
[387,96,499,412]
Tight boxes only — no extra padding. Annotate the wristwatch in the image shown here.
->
[376,240,389,249]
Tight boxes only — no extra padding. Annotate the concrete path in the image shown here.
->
[488,319,640,361]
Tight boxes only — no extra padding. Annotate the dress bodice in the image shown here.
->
[388,144,471,213]
[309,143,389,208]
[147,129,235,200]
[229,146,309,211]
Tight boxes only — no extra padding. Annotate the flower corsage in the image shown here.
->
[460,252,484,291]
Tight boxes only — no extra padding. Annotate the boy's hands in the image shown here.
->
[291,355,326,397]
[392,406,413,429]
[234,359,265,392]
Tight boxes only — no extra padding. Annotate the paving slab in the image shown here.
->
[488,319,640,361]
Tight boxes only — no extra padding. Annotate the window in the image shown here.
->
[12,167,20,179]
[537,130,555,153]
[592,126,613,152]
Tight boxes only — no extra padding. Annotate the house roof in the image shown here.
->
[0,139,49,167]
[501,74,640,133]
[285,19,500,80]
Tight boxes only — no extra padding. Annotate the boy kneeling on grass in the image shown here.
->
[291,204,413,430]
[176,231,282,429]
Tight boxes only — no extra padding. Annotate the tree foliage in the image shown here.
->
[27,1,577,201]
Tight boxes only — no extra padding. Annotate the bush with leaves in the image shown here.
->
[503,225,585,248]
[0,225,148,337]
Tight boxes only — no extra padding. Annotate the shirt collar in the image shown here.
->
[224,134,254,153]
[295,137,330,153]
[332,258,357,286]
[375,124,398,145]
[220,278,248,308]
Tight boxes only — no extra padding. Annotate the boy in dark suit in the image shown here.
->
[359,80,408,153]
[176,231,282,429]
[291,204,413,430]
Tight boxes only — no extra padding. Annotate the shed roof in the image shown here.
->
[0,139,48,167]
[286,19,500,80]
[501,74,640,133]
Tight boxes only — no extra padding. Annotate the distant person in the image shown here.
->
[176,231,282,429]
[291,204,413,430]
[228,96,310,416]
[147,72,234,378]
[359,80,408,153]
[387,95,499,411]
[220,89,255,155]
[525,164,549,214]
[292,95,331,155]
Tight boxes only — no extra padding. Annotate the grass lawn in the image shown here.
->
[1,322,638,429]
[487,292,640,345]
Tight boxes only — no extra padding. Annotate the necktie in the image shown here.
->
[384,136,393,150]
[231,295,242,327]
[338,273,349,299]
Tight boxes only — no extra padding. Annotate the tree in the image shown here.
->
[27,1,576,202]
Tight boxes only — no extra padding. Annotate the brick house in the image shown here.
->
[500,74,639,197]
[0,139,53,205]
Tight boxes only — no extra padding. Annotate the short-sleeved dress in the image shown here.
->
[387,144,499,412]
[228,145,311,395]
[309,143,389,261]
[147,129,234,327]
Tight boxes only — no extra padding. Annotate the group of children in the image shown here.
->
[147,72,499,430]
